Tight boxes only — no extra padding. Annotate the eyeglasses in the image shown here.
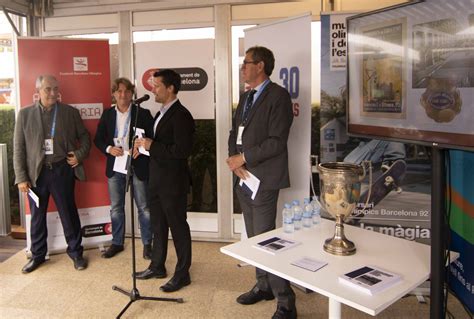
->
[242,60,260,65]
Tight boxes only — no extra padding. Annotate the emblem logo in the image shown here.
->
[73,57,88,71]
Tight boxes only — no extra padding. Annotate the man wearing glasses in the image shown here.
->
[14,75,90,273]
[227,46,296,319]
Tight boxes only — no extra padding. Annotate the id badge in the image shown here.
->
[44,139,54,155]
[237,126,244,145]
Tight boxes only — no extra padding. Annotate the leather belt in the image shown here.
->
[43,159,68,170]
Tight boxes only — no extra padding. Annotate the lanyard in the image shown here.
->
[114,107,131,139]
[50,104,58,139]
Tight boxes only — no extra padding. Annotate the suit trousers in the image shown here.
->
[236,186,295,310]
[28,161,83,261]
[148,191,191,279]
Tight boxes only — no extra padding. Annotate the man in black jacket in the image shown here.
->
[134,69,195,293]
[94,78,154,259]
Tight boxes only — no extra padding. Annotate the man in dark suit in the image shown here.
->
[13,75,90,273]
[134,69,195,293]
[227,46,296,319]
[94,77,154,260]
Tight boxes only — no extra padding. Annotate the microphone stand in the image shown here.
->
[112,102,183,318]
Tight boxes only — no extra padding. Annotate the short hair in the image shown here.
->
[153,69,181,94]
[246,46,275,76]
[111,77,135,94]
[35,75,58,90]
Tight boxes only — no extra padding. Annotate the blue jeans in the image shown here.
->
[108,173,152,246]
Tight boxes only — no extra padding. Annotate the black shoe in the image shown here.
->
[236,285,275,305]
[272,306,297,319]
[143,244,152,260]
[101,244,124,258]
[135,268,167,280]
[160,274,191,292]
[22,258,46,274]
[73,256,88,270]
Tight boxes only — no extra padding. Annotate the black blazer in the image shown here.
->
[228,82,294,190]
[94,104,153,181]
[148,100,195,195]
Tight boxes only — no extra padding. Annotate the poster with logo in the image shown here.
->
[17,37,112,254]
[134,39,214,119]
[134,38,217,219]
[244,14,312,220]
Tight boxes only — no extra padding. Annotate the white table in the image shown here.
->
[220,218,432,318]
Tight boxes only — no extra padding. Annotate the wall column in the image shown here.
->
[214,4,233,239]
[118,11,132,79]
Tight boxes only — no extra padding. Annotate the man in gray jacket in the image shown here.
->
[227,46,295,319]
[14,75,91,273]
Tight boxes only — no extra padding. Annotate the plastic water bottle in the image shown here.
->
[292,200,303,230]
[282,203,294,233]
[303,198,313,228]
[311,196,321,225]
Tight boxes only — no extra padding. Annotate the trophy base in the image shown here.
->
[324,237,356,256]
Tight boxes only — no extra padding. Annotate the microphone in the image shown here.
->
[133,94,150,104]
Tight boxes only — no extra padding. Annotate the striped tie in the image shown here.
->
[242,89,256,123]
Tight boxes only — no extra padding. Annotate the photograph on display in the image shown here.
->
[360,19,406,119]
[347,0,474,150]
[412,16,474,89]
[412,15,473,124]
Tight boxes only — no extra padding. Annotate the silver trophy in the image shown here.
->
[318,162,366,256]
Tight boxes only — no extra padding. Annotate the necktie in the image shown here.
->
[242,89,256,123]
[153,110,161,122]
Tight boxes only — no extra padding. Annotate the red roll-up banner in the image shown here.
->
[17,37,112,254]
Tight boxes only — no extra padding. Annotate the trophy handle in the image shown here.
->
[359,160,369,180]
[360,160,373,210]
